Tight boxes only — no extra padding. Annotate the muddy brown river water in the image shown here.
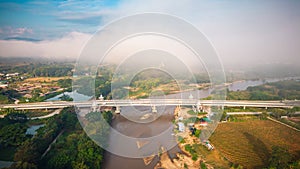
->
[102,106,181,169]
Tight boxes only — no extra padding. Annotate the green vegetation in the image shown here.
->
[277,118,300,130]
[74,67,113,99]
[268,146,293,169]
[225,114,267,122]
[4,107,112,169]
[39,111,112,169]
[0,88,22,104]
[0,108,53,118]
[74,66,199,99]
[222,106,300,129]
[0,61,73,77]
[31,65,73,77]
[182,117,200,126]
[43,133,104,169]
[200,161,207,169]
[177,136,185,144]
[187,110,198,115]
[12,111,65,166]
[95,68,112,99]
[127,70,175,99]
[57,78,72,88]
[227,80,300,100]
[0,62,74,104]
[0,113,31,161]
[194,129,201,138]
[224,107,266,113]
[184,144,199,161]
[0,123,28,147]
[27,89,67,103]
[187,110,207,116]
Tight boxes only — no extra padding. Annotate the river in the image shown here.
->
[227,76,299,91]
[101,77,300,169]
[103,106,181,169]
[25,124,45,135]
[45,91,91,101]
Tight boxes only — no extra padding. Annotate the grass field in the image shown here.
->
[210,119,300,168]
[24,76,71,82]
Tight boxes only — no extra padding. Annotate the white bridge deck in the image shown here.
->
[0,99,298,110]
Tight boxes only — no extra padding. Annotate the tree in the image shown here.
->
[46,151,73,169]
[14,141,41,163]
[268,146,292,169]
[0,94,9,104]
[72,161,89,169]
[5,113,28,123]
[0,123,27,147]
[9,161,38,169]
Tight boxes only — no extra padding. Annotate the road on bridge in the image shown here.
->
[0,99,297,110]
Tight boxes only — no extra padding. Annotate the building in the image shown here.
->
[178,122,185,132]
[6,72,19,77]
[202,140,214,150]
[199,122,208,127]
[206,143,214,150]
[0,83,8,88]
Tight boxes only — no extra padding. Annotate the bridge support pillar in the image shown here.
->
[152,106,157,113]
[196,101,200,112]
[192,106,196,113]
[115,106,121,114]
[243,106,246,110]
[91,101,98,112]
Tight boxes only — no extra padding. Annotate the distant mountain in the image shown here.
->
[0,56,75,65]
[4,37,42,42]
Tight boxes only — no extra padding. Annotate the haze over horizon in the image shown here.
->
[0,0,299,71]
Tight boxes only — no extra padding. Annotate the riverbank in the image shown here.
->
[154,106,209,169]
[155,147,203,169]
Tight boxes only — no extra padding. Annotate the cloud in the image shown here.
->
[96,0,300,66]
[0,0,299,67]
[14,27,33,35]
[0,27,33,37]
[0,31,91,59]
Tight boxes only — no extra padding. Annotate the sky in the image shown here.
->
[0,0,299,68]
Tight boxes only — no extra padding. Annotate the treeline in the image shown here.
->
[267,146,299,169]
[41,111,112,169]
[0,63,73,77]
[227,80,300,100]
[9,108,67,169]
[0,113,30,161]
[75,67,113,99]
[57,79,72,89]
[0,88,22,104]
[6,107,112,169]
[32,65,73,77]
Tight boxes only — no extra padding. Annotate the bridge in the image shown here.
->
[0,99,298,112]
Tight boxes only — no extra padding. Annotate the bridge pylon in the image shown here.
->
[152,106,157,113]
[91,101,98,112]
[115,106,121,114]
